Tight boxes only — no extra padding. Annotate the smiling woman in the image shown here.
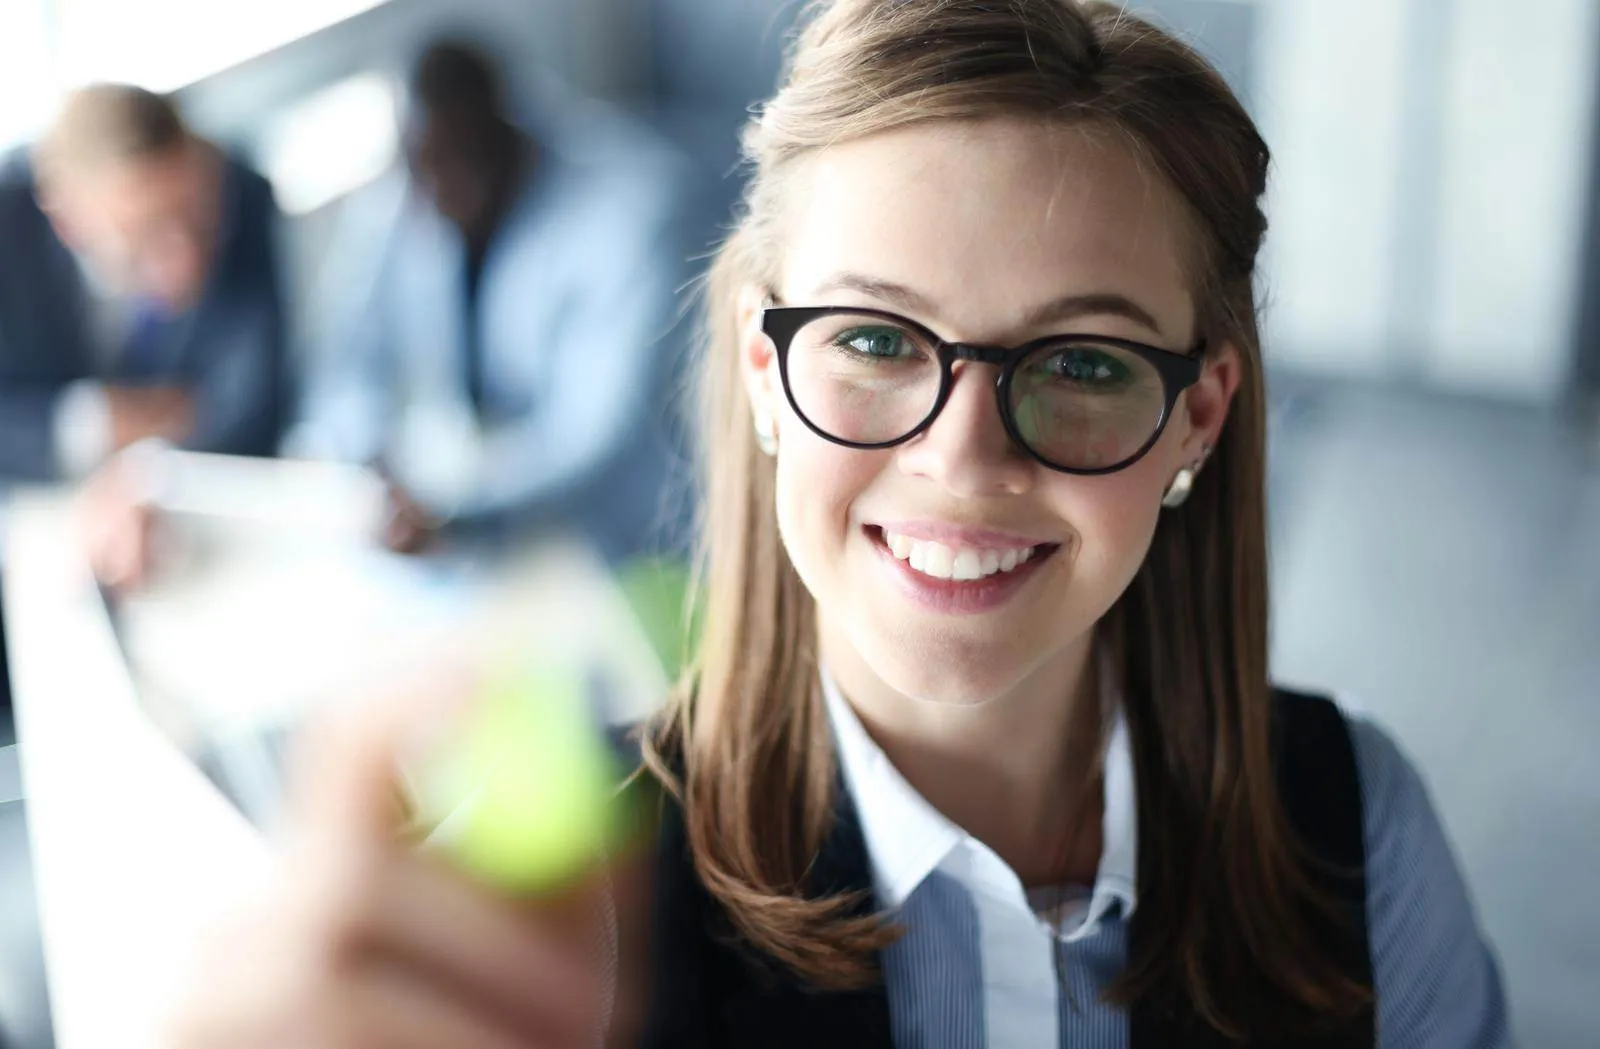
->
[162,3,1510,1048]
[631,0,1509,1046]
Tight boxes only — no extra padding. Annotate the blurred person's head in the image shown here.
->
[34,84,222,311]
[643,0,1366,1038]
[404,40,525,243]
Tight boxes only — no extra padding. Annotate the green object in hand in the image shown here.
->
[617,557,699,680]
[421,664,622,895]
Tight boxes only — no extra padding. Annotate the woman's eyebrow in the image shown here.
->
[809,272,1165,337]
[1022,292,1164,336]
[810,272,938,315]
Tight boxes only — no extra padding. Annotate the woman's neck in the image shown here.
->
[823,629,1106,887]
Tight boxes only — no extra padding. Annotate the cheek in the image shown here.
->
[1051,457,1169,588]
[771,428,883,595]
[1065,405,1192,555]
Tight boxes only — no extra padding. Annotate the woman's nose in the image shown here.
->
[894,362,1034,497]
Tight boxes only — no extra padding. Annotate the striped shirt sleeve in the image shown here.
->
[1352,717,1512,1048]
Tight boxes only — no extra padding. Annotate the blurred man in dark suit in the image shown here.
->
[0,83,287,484]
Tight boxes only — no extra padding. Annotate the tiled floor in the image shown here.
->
[1269,376,1600,1047]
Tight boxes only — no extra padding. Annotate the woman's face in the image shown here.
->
[742,118,1239,705]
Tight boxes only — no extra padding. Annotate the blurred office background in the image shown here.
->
[0,0,1596,1045]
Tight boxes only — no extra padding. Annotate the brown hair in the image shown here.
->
[643,0,1369,1037]
[35,83,188,186]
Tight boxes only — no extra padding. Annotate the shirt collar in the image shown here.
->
[822,669,1138,938]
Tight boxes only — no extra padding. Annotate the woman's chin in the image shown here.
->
[860,645,1027,708]
[842,612,1097,709]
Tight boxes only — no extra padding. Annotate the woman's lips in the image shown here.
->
[864,524,1058,615]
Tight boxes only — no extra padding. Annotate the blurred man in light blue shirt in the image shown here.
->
[290,41,693,562]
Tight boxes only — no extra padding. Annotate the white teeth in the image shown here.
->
[923,543,955,579]
[880,530,1041,582]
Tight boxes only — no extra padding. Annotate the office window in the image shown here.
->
[52,0,390,92]
[0,0,57,150]
[258,73,400,216]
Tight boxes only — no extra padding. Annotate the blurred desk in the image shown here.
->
[0,744,20,806]
[4,490,270,1049]
[3,454,668,1049]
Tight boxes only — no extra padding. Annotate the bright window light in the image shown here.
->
[53,0,390,92]
[258,73,400,215]
[0,1,57,149]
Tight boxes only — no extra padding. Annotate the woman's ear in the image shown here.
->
[737,284,780,428]
[1179,342,1242,458]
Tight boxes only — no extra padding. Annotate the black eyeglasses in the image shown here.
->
[762,303,1205,475]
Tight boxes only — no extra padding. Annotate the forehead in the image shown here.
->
[778,118,1197,343]
[74,153,192,215]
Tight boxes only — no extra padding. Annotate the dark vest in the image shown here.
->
[627,689,1374,1048]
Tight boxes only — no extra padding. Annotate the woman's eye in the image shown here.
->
[836,327,910,359]
[1044,347,1133,385]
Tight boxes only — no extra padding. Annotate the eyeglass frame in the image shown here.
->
[760,300,1208,476]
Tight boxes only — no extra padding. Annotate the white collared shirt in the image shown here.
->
[822,672,1137,1046]
[819,674,1512,1049]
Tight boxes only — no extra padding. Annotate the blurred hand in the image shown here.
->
[106,386,193,451]
[75,459,160,591]
[166,681,651,1049]
[382,483,441,555]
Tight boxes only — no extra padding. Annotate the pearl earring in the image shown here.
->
[754,412,778,456]
[1161,445,1212,509]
